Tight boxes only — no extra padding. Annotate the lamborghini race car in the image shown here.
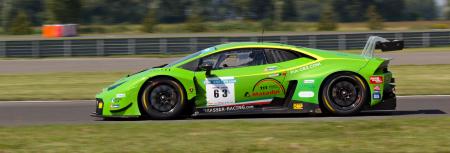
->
[93,36,402,119]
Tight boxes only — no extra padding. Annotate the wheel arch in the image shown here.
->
[317,71,371,111]
[137,75,190,116]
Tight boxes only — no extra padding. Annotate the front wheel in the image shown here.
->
[321,73,368,115]
[141,78,186,119]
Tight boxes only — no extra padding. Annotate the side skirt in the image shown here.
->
[193,102,321,116]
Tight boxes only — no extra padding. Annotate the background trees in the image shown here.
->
[317,4,337,31]
[45,0,81,24]
[9,10,33,35]
[0,0,445,34]
[367,5,384,30]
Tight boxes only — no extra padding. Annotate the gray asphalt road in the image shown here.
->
[0,96,448,125]
[1,51,450,73]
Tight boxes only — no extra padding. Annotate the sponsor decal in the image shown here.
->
[268,73,280,77]
[370,76,383,84]
[374,85,381,91]
[116,93,126,98]
[298,91,314,98]
[112,94,126,103]
[373,91,381,99]
[303,79,315,84]
[268,71,287,77]
[111,97,120,103]
[265,66,278,71]
[247,78,285,97]
[290,62,321,74]
[111,104,120,108]
[203,105,254,113]
[293,103,303,110]
[200,99,272,113]
[251,90,281,97]
[205,77,236,106]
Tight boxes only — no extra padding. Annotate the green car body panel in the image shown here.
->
[95,42,394,117]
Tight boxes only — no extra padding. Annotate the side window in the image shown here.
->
[199,53,222,69]
[180,52,223,71]
[216,49,267,69]
[264,49,310,63]
[194,49,267,71]
[180,59,199,71]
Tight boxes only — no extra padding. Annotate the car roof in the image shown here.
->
[212,42,299,52]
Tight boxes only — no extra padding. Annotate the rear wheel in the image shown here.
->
[321,73,368,115]
[141,78,186,119]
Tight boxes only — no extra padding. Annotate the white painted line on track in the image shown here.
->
[397,95,450,98]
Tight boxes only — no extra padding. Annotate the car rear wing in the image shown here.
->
[362,36,404,58]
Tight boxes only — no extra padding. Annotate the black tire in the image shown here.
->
[140,78,186,119]
[321,73,368,115]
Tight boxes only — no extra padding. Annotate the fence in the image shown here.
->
[1,30,450,57]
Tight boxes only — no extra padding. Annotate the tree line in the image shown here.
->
[0,0,443,34]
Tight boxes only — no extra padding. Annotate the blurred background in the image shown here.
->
[0,2,450,152]
[0,0,449,35]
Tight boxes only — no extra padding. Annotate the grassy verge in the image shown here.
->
[0,64,448,101]
[390,65,450,95]
[0,117,449,152]
[0,72,129,101]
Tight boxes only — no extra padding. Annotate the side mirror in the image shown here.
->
[376,40,404,52]
[199,62,213,76]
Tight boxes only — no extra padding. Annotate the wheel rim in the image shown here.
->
[149,84,178,112]
[328,78,363,110]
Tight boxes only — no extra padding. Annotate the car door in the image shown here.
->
[193,48,287,108]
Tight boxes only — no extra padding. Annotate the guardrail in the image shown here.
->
[0,30,449,57]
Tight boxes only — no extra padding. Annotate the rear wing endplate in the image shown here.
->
[362,36,404,58]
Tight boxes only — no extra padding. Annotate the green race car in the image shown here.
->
[93,36,402,119]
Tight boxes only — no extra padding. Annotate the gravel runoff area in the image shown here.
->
[0,51,450,74]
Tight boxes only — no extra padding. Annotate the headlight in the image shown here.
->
[107,81,126,91]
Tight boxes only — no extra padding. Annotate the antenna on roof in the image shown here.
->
[259,28,265,43]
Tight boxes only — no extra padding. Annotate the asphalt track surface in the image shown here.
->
[0,96,448,126]
[1,51,450,73]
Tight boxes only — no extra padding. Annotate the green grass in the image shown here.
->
[0,72,130,101]
[0,117,449,152]
[391,65,450,95]
[0,64,448,101]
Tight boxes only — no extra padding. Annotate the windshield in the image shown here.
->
[164,47,215,68]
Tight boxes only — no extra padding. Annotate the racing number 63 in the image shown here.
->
[214,89,228,98]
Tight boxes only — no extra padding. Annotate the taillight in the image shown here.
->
[370,76,383,84]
